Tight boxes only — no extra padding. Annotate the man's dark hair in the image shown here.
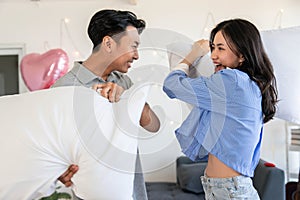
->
[88,9,146,49]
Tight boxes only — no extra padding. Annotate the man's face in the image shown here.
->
[109,26,140,73]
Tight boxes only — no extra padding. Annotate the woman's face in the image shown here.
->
[210,31,244,70]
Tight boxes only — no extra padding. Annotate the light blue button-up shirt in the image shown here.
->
[163,68,263,177]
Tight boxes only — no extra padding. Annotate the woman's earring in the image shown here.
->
[239,57,244,66]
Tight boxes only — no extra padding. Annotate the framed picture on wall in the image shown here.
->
[0,43,25,95]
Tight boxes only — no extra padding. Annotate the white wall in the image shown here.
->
[1,0,300,183]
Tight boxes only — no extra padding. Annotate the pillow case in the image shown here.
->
[260,26,300,124]
[177,162,207,194]
[166,42,214,78]
[0,85,149,200]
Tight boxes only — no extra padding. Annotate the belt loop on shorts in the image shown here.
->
[201,175,207,183]
[233,176,238,189]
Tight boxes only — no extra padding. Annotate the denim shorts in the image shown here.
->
[200,174,260,200]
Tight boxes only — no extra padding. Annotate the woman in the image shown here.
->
[163,19,277,199]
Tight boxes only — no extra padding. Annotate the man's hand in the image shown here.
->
[92,82,125,103]
[58,164,79,187]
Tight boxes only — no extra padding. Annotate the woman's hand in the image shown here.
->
[183,39,210,66]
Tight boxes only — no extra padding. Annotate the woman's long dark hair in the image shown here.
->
[210,19,278,123]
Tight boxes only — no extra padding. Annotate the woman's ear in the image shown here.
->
[240,55,245,62]
[238,55,245,66]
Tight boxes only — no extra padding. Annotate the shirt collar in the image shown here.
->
[70,62,105,85]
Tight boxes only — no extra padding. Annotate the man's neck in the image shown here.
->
[82,58,111,81]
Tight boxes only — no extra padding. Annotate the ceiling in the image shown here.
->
[0,0,137,4]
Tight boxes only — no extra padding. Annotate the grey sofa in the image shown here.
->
[146,156,285,200]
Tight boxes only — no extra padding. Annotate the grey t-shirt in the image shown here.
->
[52,62,147,200]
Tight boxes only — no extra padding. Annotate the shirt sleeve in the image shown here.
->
[110,72,133,90]
[120,74,133,90]
[163,69,236,110]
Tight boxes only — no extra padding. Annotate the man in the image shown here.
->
[53,9,160,200]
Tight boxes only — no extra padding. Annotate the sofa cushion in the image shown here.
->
[177,162,206,194]
[253,159,285,200]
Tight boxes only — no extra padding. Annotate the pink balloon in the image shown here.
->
[21,49,69,91]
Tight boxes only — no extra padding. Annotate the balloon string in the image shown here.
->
[60,18,84,58]
[273,9,284,29]
[60,19,64,48]
[44,41,50,51]
[200,12,216,39]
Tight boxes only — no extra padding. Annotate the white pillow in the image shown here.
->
[0,85,149,200]
[261,26,300,124]
[167,26,300,124]
[166,42,214,77]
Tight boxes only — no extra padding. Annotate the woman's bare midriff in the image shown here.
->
[205,154,240,178]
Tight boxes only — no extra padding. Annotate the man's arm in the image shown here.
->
[139,102,160,132]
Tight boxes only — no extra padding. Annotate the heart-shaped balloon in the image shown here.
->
[21,49,69,91]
